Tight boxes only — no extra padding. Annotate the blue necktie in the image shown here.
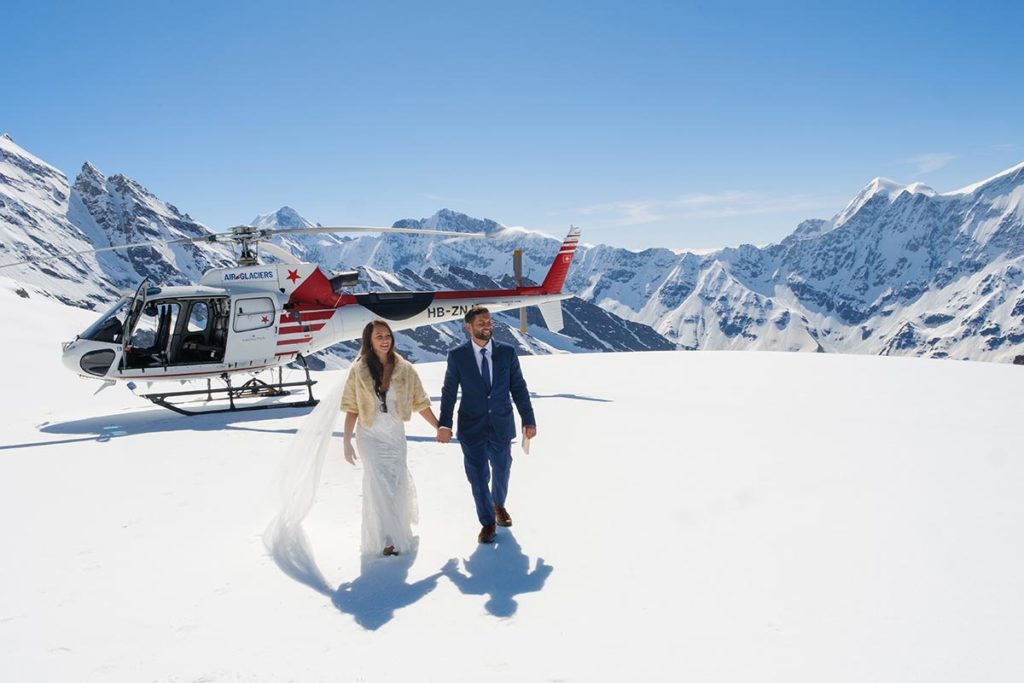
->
[480,348,492,393]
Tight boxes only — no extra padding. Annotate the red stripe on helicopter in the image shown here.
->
[292,309,336,319]
[279,322,326,336]
[278,311,335,325]
[277,337,313,346]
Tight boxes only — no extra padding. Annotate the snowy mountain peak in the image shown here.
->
[0,139,126,306]
[251,206,317,230]
[859,177,936,202]
[79,160,104,179]
[398,208,505,234]
[833,176,937,229]
[0,133,57,172]
[0,134,27,158]
[74,162,107,196]
[865,176,906,198]
[903,181,937,196]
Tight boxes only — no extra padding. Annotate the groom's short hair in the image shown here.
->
[464,306,490,324]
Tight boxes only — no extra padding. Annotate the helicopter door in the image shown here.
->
[174,298,230,364]
[120,278,151,369]
[121,279,149,346]
[225,296,278,365]
[124,300,181,368]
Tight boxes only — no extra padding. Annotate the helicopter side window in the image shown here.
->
[80,297,130,343]
[233,297,275,333]
[187,301,209,332]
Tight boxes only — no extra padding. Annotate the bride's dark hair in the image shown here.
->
[359,320,397,400]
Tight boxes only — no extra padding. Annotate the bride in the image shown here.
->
[341,320,440,557]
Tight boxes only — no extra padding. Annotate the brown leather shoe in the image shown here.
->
[478,524,497,543]
[494,504,512,527]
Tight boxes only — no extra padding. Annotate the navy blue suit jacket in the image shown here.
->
[439,340,535,445]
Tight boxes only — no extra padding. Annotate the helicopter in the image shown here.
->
[1,223,581,414]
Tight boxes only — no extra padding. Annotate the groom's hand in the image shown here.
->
[523,425,537,439]
[437,427,452,444]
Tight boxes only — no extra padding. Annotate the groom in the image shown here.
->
[437,306,537,543]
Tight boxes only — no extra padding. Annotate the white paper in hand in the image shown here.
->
[521,428,531,454]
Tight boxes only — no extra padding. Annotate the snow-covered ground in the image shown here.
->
[2,284,1023,682]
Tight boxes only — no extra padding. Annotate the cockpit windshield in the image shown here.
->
[80,297,131,343]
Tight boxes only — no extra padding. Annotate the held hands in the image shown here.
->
[434,427,534,443]
[344,441,357,465]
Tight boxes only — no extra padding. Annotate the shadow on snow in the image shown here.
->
[266,524,552,629]
[0,405,317,451]
[9,389,611,451]
[331,550,443,631]
[443,529,553,618]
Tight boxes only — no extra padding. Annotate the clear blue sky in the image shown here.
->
[5,0,1023,250]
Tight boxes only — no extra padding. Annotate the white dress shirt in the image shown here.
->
[473,339,493,385]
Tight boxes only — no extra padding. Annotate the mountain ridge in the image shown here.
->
[0,137,672,361]
[3,133,1024,362]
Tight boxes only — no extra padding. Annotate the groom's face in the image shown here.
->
[467,312,493,343]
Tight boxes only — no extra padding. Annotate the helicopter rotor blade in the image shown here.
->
[261,226,492,238]
[258,241,302,265]
[0,234,209,271]
[0,223,491,271]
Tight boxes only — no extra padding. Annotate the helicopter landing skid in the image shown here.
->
[138,357,320,416]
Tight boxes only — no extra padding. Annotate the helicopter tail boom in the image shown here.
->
[319,226,582,340]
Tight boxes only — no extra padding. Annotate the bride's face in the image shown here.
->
[370,325,393,356]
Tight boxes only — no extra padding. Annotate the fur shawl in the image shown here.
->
[340,353,431,427]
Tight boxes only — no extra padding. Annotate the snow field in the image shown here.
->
[1,288,1023,681]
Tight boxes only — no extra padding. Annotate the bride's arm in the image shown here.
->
[418,407,439,429]
[408,367,439,430]
[343,411,358,464]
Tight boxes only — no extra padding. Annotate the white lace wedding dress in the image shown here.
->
[355,386,418,555]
